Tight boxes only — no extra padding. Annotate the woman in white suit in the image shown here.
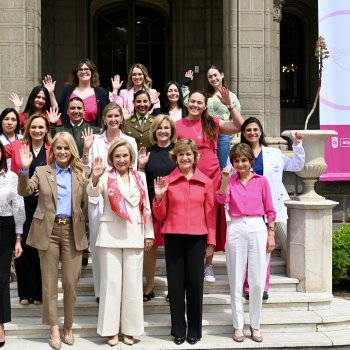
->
[82,103,137,303]
[87,139,154,346]
[240,117,305,299]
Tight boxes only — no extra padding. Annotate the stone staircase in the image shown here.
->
[4,247,350,349]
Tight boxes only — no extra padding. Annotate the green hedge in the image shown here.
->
[332,224,350,284]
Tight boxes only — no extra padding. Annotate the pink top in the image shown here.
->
[109,88,160,115]
[71,92,97,124]
[152,167,216,246]
[216,172,276,223]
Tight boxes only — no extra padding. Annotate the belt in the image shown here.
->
[54,216,72,225]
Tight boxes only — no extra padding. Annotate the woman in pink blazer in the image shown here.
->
[153,139,216,346]
[109,63,161,118]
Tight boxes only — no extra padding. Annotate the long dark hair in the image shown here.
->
[23,86,51,116]
[240,117,267,146]
[188,91,216,143]
[162,81,185,113]
[203,64,229,98]
[0,141,8,173]
[0,108,21,135]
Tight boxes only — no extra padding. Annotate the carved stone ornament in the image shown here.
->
[273,0,284,22]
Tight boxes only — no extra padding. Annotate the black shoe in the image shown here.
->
[263,291,269,300]
[173,337,185,345]
[0,341,4,348]
[186,336,201,345]
[243,292,249,300]
[96,297,100,304]
[143,288,155,302]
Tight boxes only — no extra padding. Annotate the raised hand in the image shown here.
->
[8,93,23,111]
[19,144,33,170]
[183,70,194,86]
[154,176,168,200]
[47,106,61,124]
[217,86,232,108]
[150,90,160,105]
[138,147,150,169]
[221,165,233,181]
[111,74,123,94]
[82,127,95,150]
[43,75,56,94]
[290,131,303,145]
[121,107,131,121]
[91,157,105,185]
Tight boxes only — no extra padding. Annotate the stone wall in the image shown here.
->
[0,0,41,111]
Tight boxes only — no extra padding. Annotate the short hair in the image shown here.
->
[149,114,177,146]
[68,58,100,88]
[22,113,52,145]
[49,132,87,184]
[101,103,124,132]
[127,63,152,91]
[107,139,136,168]
[169,138,200,165]
[240,117,267,147]
[68,96,84,106]
[0,141,8,173]
[0,107,21,135]
[229,143,255,165]
[133,89,151,103]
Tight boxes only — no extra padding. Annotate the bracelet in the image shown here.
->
[16,234,22,240]
[268,226,275,232]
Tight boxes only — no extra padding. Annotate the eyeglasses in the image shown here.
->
[78,68,90,73]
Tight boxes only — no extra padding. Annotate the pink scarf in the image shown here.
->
[107,169,147,223]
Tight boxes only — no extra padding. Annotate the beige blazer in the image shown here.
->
[87,170,154,248]
[18,164,88,251]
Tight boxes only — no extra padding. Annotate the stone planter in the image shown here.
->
[281,130,338,201]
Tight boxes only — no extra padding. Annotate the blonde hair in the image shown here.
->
[48,132,87,184]
[107,139,136,169]
[22,113,52,145]
[127,63,152,91]
[101,102,124,132]
[149,114,177,146]
[169,139,200,164]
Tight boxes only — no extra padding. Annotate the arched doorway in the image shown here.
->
[92,1,169,92]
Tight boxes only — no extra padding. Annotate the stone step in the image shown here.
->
[3,330,350,350]
[10,290,333,318]
[4,298,350,340]
[9,274,298,297]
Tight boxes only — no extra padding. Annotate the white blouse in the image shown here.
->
[0,170,26,233]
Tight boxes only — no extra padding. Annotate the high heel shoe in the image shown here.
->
[63,328,75,346]
[0,323,5,348]
[143,288,155,302]
[250,326,263,342]
[123,335,134,345]
[107,335,119,346]
[49,339,62,350]
[233,328,244,342]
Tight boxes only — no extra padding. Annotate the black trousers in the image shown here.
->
[164,234,206,338]
[0,216,16,323]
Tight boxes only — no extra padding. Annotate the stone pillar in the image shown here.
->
[0,0,41,110]
[286,199,337,293]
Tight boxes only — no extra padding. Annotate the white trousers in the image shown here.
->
[88,195,103,298]
[97,247,144,336]
[225,216,270,330]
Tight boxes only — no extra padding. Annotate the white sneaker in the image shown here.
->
[204,264,216,282]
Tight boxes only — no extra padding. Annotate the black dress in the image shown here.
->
[144,144,176,246]
[14,146,46,303]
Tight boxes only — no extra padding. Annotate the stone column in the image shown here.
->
[286,199,337,293]
[0,0,41,110]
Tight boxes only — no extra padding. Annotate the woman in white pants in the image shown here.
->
[217,143,275,343]
[82,103,137,302]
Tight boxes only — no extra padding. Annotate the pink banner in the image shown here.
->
[319,2,350,181]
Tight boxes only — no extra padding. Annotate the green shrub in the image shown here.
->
[332,224,350,284]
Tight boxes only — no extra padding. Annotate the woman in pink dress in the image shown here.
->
[176,89,243,281]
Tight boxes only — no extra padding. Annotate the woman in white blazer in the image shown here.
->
[87,139,154,347]
[82,103,137,303]
[240,117,305,299]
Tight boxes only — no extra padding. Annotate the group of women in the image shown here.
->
[0,57,305,348]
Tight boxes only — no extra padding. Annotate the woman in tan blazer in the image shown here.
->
[18,132,88,350]
[87,139,154,346]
